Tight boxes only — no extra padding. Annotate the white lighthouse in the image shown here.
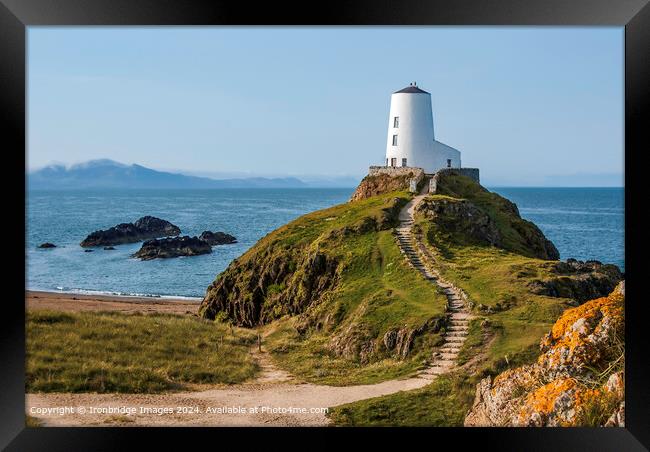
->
[385,83,461,173]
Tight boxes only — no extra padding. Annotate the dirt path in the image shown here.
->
[27,374,432,427]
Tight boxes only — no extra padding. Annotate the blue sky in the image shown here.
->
[28,27,624,186]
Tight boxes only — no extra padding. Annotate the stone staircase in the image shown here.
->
[395,185,472,379]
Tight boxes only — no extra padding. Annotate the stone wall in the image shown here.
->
[368,166,425,179]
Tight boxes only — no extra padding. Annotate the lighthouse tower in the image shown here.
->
[385,82,461,173]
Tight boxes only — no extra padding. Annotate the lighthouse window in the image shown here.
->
[447,159,452,168]
[392,135,398,146]
[393,117,399,128]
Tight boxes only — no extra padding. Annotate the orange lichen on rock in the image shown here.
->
[465,282,625,427]
[522,378,577,416]
[537,287,624,380]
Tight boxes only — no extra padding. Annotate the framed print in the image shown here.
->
[2,0,648,449]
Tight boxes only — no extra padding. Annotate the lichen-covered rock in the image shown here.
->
[465,282,625,427]
[528,258,623,303]
[81,216,180,247]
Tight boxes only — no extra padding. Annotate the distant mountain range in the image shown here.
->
[27,159,358,190]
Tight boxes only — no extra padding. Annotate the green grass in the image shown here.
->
[328,373,475,426]
[256,190,411,249]
[26,310,259,393]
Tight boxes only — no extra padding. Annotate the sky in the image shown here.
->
[28,27,624,186]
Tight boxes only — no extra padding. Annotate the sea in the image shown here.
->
[26,187,624,299]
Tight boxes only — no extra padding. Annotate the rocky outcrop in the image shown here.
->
[416,197,501,247]
[80,216,180,247]
[132,236,211,260]
[464,282,625,427]
[325,312,444,364]
[528,258,623,303]
[38,242,56,248]
[350,168,424,202]
[200,245,340,327]
[430,173,560,260]
[199,231,237,246]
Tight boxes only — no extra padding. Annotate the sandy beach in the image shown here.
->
[26,290,201,316]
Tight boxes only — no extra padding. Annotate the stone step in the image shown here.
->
[444,332,466,337]
[440,344,462,350]
[449,314,469,318]
[432,360,456,366]
[429,361,454,367]
[440,348,461,353]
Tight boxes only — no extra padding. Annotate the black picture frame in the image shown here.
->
[2,0,648,449]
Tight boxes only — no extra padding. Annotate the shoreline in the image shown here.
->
[26,290,202,316]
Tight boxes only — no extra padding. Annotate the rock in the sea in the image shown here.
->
[84,249,94,252]
[103,246,116,250]
[132,236,212,260]
[464,282,625,427]
[527,258,623,303]
[38,242,56,248]
[80,216,180,247]
[198,231,237,246]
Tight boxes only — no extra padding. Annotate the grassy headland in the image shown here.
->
[201,191,449,385]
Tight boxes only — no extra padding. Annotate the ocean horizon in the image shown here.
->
[26,187,624,299]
